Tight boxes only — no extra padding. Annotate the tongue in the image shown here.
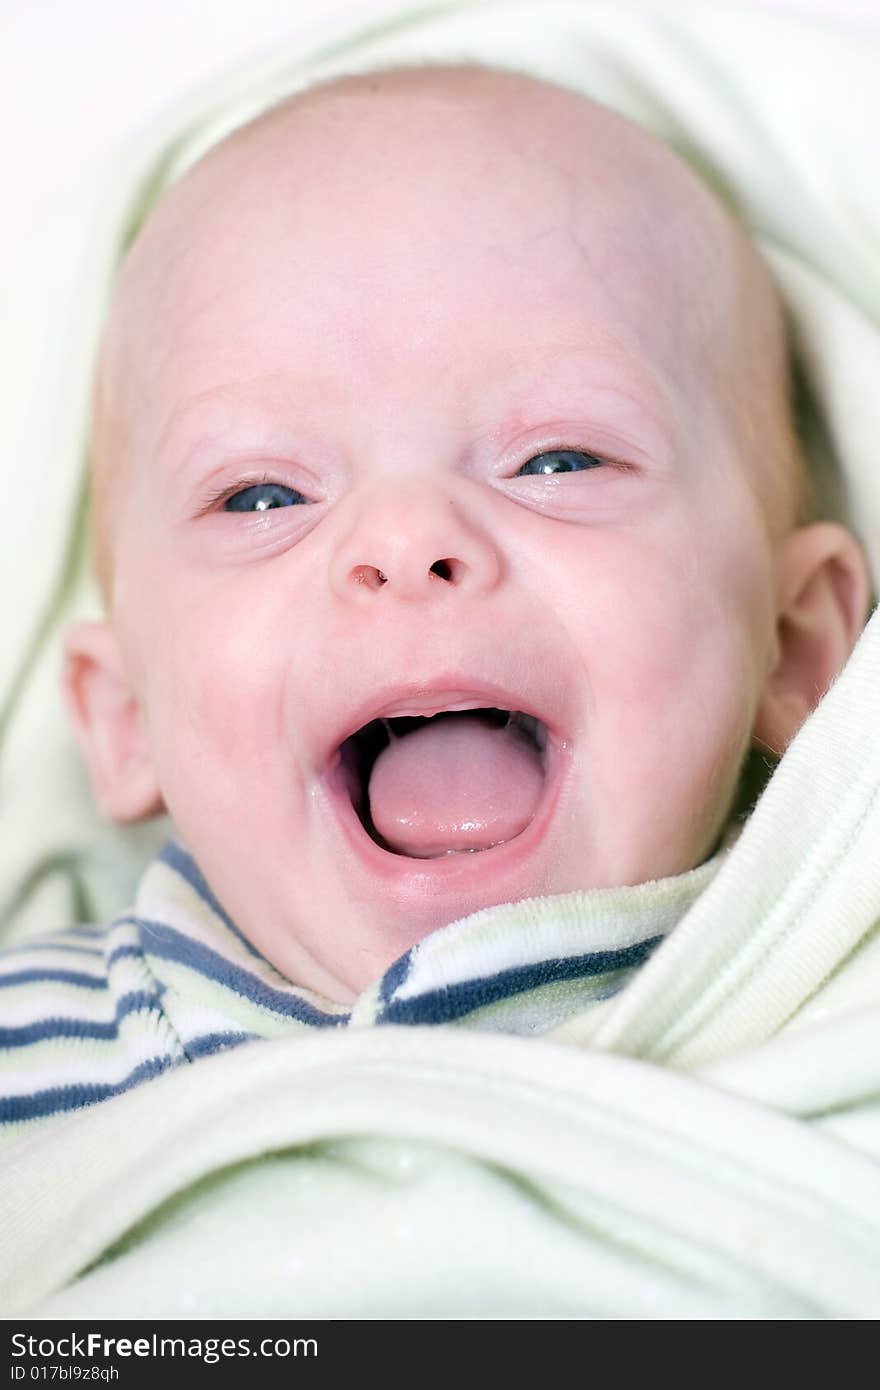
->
[367,713,545,857]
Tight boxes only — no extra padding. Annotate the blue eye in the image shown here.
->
[516,449,604,476]
[224,482,307,511]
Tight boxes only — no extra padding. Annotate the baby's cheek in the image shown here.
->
[576,527,760,780]
[121,580,276,783]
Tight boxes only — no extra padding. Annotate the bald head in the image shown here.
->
[90,62,808,602]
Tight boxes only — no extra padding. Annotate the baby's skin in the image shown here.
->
[64,66,869,1001]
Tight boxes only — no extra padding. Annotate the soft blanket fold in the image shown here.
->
[2,0,880,1320]
[5,1030,880,1320]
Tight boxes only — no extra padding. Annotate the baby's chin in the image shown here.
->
[224,779,732,1003]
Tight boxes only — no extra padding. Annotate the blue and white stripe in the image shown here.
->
[0,839,720,1132]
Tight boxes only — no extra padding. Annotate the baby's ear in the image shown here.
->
[752,522,872,757]
[62,620,165,822]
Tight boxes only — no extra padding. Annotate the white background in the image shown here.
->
[2,0,879,279]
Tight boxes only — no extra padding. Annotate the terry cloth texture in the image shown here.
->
[0,840,722,1131]
[2,0,880,1320]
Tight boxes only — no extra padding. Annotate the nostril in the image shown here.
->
[352,565,388,589]
[429,559,455,582]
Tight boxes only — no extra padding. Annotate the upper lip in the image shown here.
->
[319,668,575,773]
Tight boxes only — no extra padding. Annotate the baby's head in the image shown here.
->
[64,64,870,1000]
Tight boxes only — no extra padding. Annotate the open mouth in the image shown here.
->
[336,707,550,859]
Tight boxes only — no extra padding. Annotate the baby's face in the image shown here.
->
[91,71,793,999]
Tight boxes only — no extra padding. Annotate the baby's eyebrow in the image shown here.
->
[153,381,318,481]
[154,385,260,469]
[492,349,676,455]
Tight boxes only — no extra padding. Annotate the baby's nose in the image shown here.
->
[328,485,502,604]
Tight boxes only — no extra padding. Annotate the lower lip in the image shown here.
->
[319,733,572,892]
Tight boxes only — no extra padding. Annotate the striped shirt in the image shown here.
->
[0,839,723,1135]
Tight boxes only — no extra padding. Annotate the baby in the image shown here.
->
[1,63,870,1123]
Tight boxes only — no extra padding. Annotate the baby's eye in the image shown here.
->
[516,449,604,477]
[224,482,307,511]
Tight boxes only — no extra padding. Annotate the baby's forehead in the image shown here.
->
[108,68,754,393]
[231,77,727,299]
